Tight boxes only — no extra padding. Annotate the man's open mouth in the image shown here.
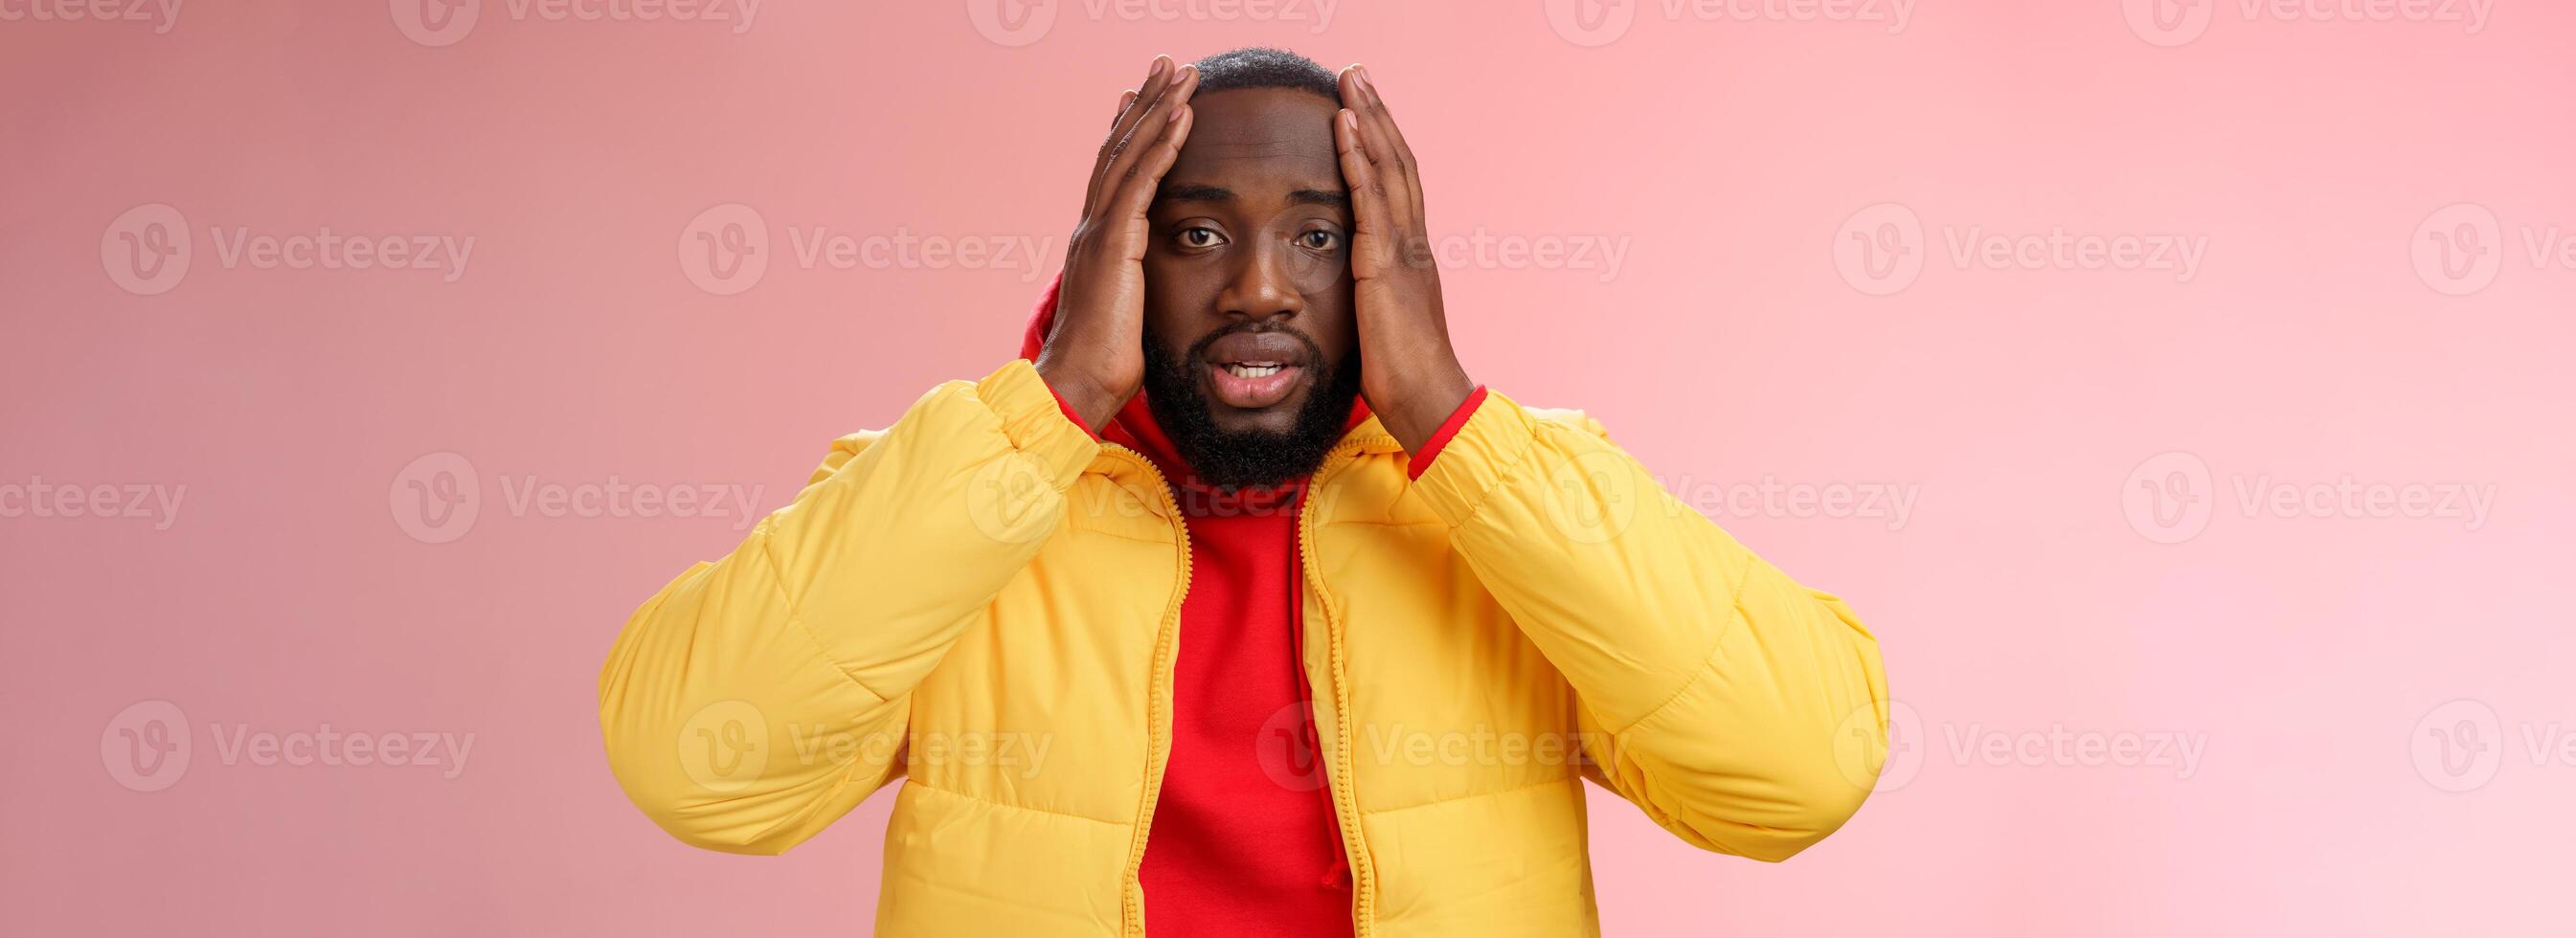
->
[1202,330,1313,410]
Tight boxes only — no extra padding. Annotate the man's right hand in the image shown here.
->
[1033,56,1201,433]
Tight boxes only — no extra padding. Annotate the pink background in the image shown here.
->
[5,1,2572,935]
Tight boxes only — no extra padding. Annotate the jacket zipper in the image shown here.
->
[1285,488,1351,891]
[1101,442,1193,938]
[1106,434,1393,938]
[1296,435,1393,938]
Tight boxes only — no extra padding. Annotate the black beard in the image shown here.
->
[1140,323,1362,490]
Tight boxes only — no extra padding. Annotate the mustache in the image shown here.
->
[1183,321,1325,368]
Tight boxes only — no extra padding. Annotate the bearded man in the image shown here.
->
[600,46,1890,938]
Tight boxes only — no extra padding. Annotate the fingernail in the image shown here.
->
[1151,56,1170,77]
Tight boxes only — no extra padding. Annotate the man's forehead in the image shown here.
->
[1166,88,1344,194]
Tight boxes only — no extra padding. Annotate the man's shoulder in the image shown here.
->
[1510,399,1613,442]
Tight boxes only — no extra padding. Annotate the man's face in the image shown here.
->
[1141,85,1361,488]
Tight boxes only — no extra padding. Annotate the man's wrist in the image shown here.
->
[1380,360,1476,455]
[1034,362,1120,434]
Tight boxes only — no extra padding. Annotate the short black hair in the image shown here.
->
[1190,46,1342,102]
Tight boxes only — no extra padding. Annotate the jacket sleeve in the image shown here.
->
[1406,390,1889,862]
[597,359,1097,855]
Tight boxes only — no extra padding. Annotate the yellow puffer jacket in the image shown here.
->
[599,358,1889,937]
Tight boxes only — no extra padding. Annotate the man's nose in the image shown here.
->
[1218,243,1305,323]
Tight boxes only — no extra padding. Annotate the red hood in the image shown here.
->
[1018,272,1369,511]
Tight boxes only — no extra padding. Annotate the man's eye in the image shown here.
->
[1177,227,1225,248]
[1299,230,1341,251]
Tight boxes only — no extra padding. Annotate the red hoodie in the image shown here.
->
[1016,277,1481,936]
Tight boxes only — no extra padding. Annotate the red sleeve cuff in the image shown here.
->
[1406,386,1488,480]
[1044,382,1101,440]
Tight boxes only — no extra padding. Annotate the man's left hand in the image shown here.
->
[1335,64,1477,454]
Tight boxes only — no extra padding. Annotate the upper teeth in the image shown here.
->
[1225,363,1282,377]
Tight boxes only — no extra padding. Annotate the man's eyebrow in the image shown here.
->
[1288,189,1350,211]
[1153,184,1233,205]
